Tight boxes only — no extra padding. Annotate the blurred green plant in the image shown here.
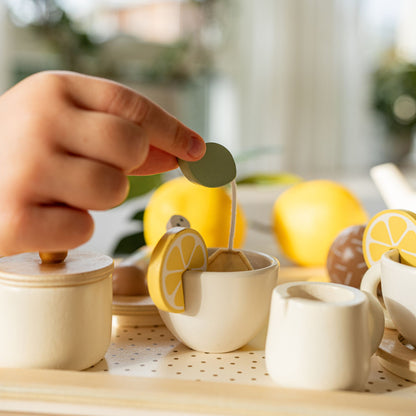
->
[141,40,199,84]
[112,208,146,256]
[7,0,221,84]
[372,54,416,136]
[8,0,103,77]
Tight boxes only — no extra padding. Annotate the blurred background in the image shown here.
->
[1,0,416,256]
[2,0,416,178]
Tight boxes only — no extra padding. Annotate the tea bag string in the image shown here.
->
[228,179,237,251]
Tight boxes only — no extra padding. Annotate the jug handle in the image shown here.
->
[361,263,386,355]
[361,259,395,329]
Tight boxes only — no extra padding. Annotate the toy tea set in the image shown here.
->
[0,145,415,393]
[110,147,386,391]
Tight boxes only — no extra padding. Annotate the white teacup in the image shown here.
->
[265,281,384,391]
[361,248,416,346]
[159,249,279,353]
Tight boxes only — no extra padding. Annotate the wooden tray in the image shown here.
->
[1,324,416,415]
[1,267,416,415]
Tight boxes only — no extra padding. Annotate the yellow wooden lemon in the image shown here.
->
[147,227,208,313]
[273,180,368,266]
[143,177,246,249]
[363,209,416,267]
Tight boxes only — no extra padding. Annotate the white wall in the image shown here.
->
[208,0,394,177]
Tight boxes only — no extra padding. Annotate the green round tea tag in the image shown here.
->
[178,142,236,188]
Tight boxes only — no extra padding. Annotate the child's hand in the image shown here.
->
[0,71,206,255]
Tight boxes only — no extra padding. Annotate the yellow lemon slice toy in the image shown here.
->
[147,227,208,313]
[363,209,416,267]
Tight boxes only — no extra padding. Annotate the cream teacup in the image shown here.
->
[361,248,416,346]
[265,281,384,390]
[159,249,279,353]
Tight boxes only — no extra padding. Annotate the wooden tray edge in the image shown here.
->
[0,367,415,416]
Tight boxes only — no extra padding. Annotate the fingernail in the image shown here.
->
[188,136,206,159]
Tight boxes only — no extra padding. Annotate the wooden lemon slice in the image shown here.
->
[147,227,208,313]
[363,209,416,267]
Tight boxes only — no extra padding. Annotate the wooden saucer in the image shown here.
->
[377,328,416,382]
[112,295,163,327]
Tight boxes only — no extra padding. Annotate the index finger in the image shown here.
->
[60,71,206,161]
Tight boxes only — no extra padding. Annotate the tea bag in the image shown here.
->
[207,181,253,272]
[207,248,253,272]
[178,143,252,272]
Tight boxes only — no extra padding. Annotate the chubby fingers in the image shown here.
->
[63,109,150,173]
[34,153,130,211]
[63,110,180,175]
[128,146,179,175]
[0,203,94,256]
[62,72,206,162]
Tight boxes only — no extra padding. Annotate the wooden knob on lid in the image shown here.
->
[39,251,68,264]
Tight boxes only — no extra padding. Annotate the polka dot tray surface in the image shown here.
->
[86,322,416,396]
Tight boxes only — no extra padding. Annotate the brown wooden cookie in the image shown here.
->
[326,224,367,288]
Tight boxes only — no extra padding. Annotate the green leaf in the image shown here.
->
[131,209,145,222]
[237,173,302,185]
[113,232,146,256]
[126,175,163,200]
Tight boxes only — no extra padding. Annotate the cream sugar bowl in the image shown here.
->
[0,250,113,370]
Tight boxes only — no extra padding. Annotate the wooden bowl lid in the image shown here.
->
[0,250,113,287]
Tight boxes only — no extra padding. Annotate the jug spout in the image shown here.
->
[370,163,416,210]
